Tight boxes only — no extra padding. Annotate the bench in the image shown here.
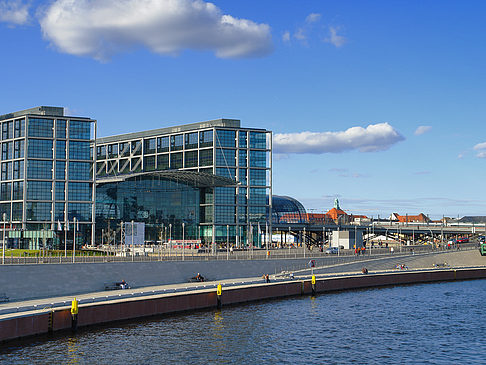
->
[0,293,9,302]
[104,282,130,290]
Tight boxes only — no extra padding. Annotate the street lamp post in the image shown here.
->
[303,227,306,258]
[288,226,291,256]
[64,211,68,258]
[226,224,229,260]
[131,220,134,262]
[182,222,185,261]
[2,213,6,265]
[169,223,172,259]
[73,217,77,263]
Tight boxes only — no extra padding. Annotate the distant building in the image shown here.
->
[389,213,430,223]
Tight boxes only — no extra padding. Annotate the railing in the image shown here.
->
[0,243,477,265]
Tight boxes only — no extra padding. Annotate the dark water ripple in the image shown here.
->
[1,279,486,364]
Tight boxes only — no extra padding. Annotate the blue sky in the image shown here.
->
[1,0,486,219]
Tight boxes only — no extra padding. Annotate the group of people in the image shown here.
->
[262,274,270,283]
[395,264,408,270]
[193,273,205,282]
[117,280,129,289]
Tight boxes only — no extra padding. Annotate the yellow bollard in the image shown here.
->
[311,275,316,285]
[71,298,78,315]
[216,284,222,309]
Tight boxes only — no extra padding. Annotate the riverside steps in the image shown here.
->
[0,249,485,343]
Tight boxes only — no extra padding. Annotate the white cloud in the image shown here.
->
[474,142,486,158]
[282,31,290,42]
[305,13,321,24]
[273,123,404,154]
[0,0,30,25]
[324,26,346,47]
[294,27,306,41]
[414,125,432,135]
[39,0,273,61]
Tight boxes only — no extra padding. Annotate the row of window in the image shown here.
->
[0,201,92,221]
[24,181,92,201]
[95,130,268,161]
[26,139,91,160]
[97,130,215,160]
[212,205,267,224]
[1,160,92,181]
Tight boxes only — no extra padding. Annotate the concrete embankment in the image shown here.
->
[1,266,486,343]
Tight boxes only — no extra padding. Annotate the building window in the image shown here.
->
[249,150,266,168]
[26,181,52,200]
[0,203,10,220]
[54,202,65,221]
[68,182,92,201]
[14,119,25,138]
[69,141,91,160]
[156,154,169,170]
[27,160,53,180]
[238,150,247,167]
[142,156,155,171]
[249,169,266,186]
[56,140,66,159]
[249,206,266,222]
[238,131,247,148]
[215,130,236,148]
[199,149,213,167]
[108,144,118,158]
[216,148,236,167]
[144,138,156,154]
[215,187,236,205]
[131,140,142,156]
[199,130,213,148]
[238,206,247,222]
[185,132,198,150]
[170,134,183,151]
[69,162,91,180]
[0,182,11,201]
[14,140,24,159]
[249,187,266,205]
[68,202,92,221]
[69,120,91,140]
[55,182,65,201]
[157,136,169,153]
[119,142,130,157]
[13,160,24,180]
[28,139,53,159]
[96,145,106,160]
[1,162,12,181]
[119,159,130,174]
[238,169,247,185]
[56,120,66,139]
[26,202,51,221]
[28,118,54,138]
[249,131,266,149]
[184,151,198,168]
[96,161,106,177]
[12,181,23,200]
[170,152,183,169]
[12,202,22,221]
[215,205,236,224]
[2,141,13,160]
[56,161,66,180]
[216,167,236,180]
[238,187,247,205]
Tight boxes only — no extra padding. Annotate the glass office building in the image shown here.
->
[95,119,272,246]
[0,106,96,249]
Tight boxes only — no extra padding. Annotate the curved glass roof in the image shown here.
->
[270,195,307,224]
[96,170,237,188]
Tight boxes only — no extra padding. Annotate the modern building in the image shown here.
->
[94,118,272,247]
[0,107,96,249]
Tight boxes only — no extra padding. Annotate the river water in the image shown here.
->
[1,279,485,364]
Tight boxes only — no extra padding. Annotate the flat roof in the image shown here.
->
[96,118,245,144]
[0,106,93,121]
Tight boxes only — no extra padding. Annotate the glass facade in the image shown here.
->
[95,118,271,246]
[96,175,200,243]
[0,107,96,249]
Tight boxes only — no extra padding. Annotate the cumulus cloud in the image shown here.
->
[305,13,321,24]
[414,125,432,135]
[324,26,346,47]
[474,142,486,158]
[273,123,404,154]
[282,31,290,42]
[39,0,273,61]
[0,0,30,25]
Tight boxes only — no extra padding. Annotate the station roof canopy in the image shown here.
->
[96,170,238,188]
